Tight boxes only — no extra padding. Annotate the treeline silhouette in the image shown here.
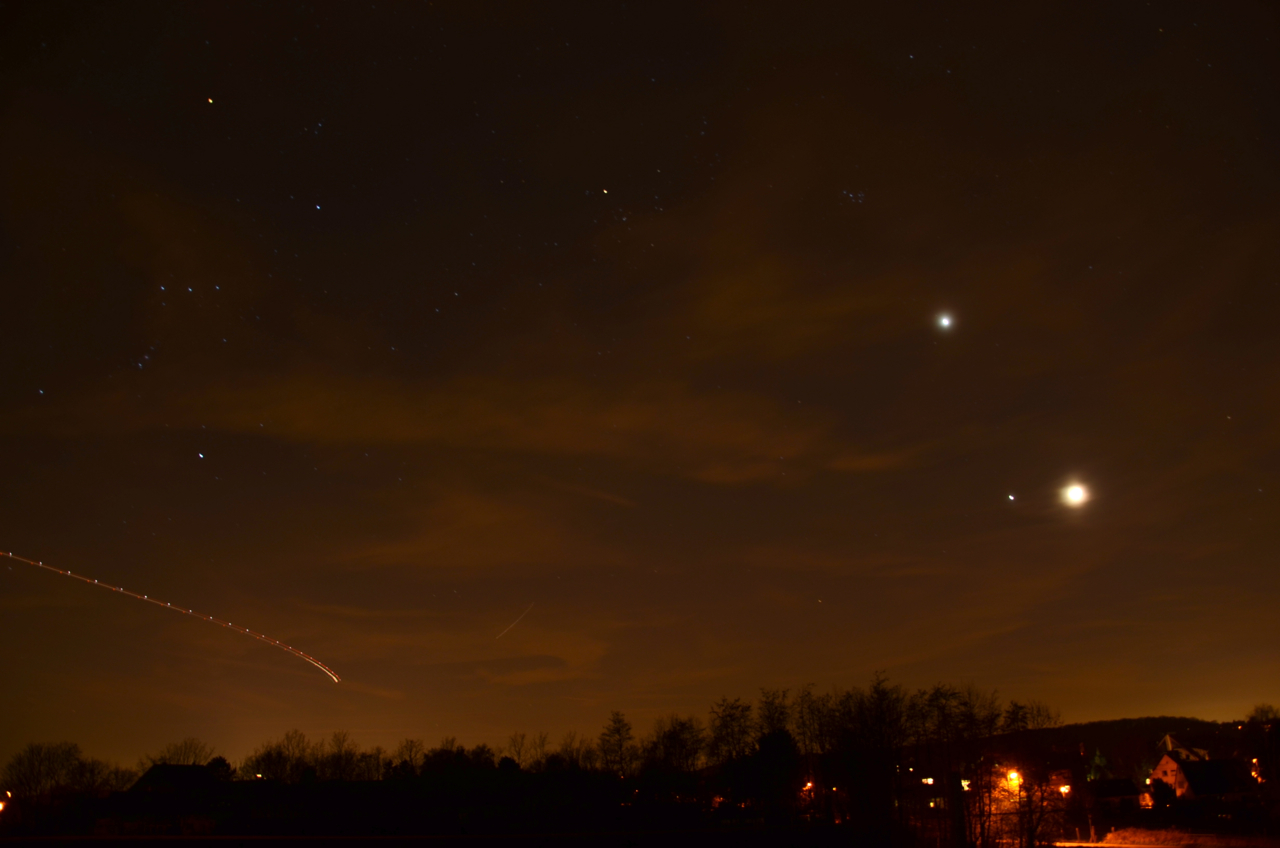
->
[3,676,1276,843]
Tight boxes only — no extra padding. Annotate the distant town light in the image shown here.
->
[922,777,934,785]
[961,780,971,792]
[1060,785,1071,796]
[1008,771,1021,785]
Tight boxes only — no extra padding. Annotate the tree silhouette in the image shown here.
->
[2,742,135,800]
[757,688,791,738]
[141,737,215,768]
[526,732,550,771]
[643,714,704,774]
[1247,703,1279,723]
[3,742,84,797]
[240,729,317,782]
[598,711,633,776]
[558,731,597,770]
[2,674,1159,845]
[323,730,358,780]
[708,697,754,765]
[206,756,235,781]
[392,738,426,774]
[506,732,528,769]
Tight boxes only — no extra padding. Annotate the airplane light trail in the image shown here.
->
[3,551,340,683]
[495,602,534,640]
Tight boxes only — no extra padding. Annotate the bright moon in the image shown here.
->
[937,314,952,329]
[1062,484,1088,506]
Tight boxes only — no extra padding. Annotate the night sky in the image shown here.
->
[2,2,1278,767]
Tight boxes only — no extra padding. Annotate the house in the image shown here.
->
[1177,760,1259,802]
[1156,734,1208,762]
[1149,755,1257,801]
[1150,753,1190,797]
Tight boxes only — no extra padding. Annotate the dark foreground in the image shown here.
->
[0,827,856,848]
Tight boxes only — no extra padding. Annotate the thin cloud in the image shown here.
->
[24,371,922,485]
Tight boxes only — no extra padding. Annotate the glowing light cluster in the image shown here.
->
[2,551,340,683]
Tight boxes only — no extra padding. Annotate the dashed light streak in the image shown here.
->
[495,602,534,640]
[3,551,340,683]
